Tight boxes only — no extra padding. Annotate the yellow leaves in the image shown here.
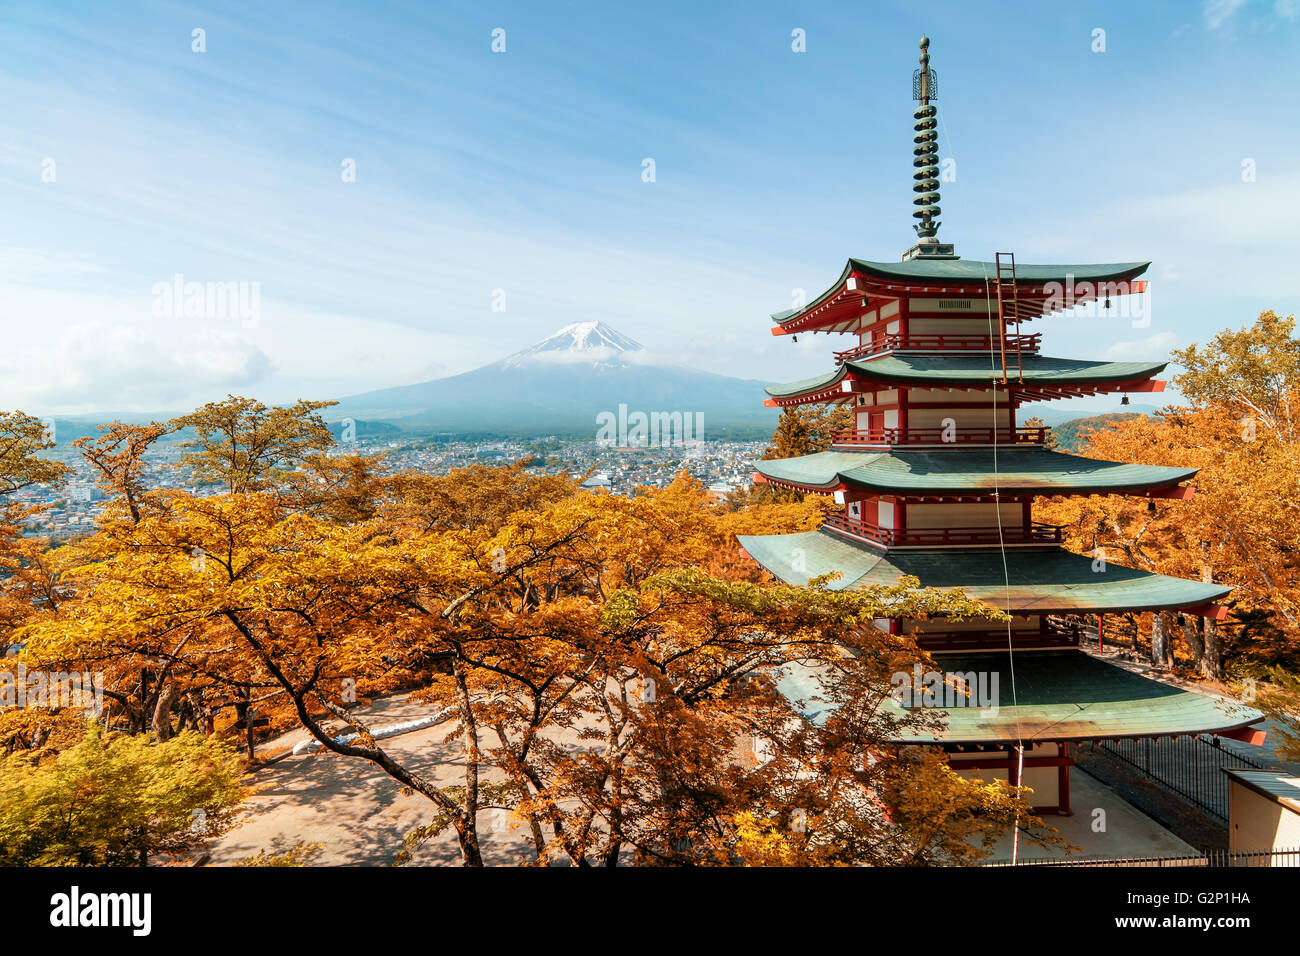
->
[4,438,1048,864]
[235,841,323,866]
[731,810,805,866]
[0,411,72,496]
[0,721,248,865]
[169,395,337,494]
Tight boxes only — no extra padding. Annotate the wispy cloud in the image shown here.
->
[1105,332,1177,362]
[1204,0,1248,29]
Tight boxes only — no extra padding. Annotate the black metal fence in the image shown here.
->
[1085,733,1270,822]
[985,847,1300,867]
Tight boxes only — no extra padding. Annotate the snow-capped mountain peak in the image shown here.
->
[499,321,644,369]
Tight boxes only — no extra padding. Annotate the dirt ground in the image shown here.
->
[207,695,566,866]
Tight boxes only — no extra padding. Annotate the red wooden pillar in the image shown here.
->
[1058,743,1072,815]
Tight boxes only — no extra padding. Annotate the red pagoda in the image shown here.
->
[738,37,1263,816]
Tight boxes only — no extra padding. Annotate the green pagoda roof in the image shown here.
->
[765,354,1165,398]
[771,259,1150,323]
[849,258,1149,284]
[736,530,1230,613]
[778,649,1262,744]
[755,448,1196,495]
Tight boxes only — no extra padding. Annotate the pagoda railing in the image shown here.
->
[823,513,1064,547]
[834,332,1041,364]
[913,619,1081,652]
[830,425,1048,447]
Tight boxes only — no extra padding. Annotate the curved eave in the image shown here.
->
[771,259,1150,334]
[762,356,1166,404]
[736,530,1232,613]
[778,651,1263,744]
[763,364,850,402]
[753,449,1198,497]
[842,354,1167,388]
[847,258,1150,286]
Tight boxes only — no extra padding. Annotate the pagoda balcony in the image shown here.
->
[823,513,1064,548]
[833,332,1042,364]
[830,425,1049,448]
[913,619,1081,652]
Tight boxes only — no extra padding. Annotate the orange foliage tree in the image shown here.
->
[13,395,1049,866]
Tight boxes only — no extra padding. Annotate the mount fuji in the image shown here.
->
[332,322,777,437]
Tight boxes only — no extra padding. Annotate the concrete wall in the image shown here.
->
[1229,783,1300,856]
[907,502,1023,529]
[907,404,1008,431]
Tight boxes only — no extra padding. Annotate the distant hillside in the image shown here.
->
[325,419,405,441]
[1050,412,1147,452]
[1026,403,1163,427]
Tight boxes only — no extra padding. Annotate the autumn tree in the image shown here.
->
[762,404,855,460]
[169,395,337,493]
[1036,311,1300,678]
[19,391,1053,867]
[71,422,166,525]
[0,410,70,497]
[25,455,1039,866]
[723,404,850,511]
[0,722,247,866]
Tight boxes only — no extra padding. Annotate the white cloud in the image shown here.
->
[1277,0,1300,20]
[1204,0,1247,29]
[1,320,273,414]
[1104,331,1177,362]
[0,279,486,415]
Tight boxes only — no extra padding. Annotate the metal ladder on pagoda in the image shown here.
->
[993,252,1024,384]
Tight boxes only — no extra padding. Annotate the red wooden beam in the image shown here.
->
[1185,602,1230,621]
[1142,484,1195,499]
[1126,379,1167,392]
[1219,726,1267,746]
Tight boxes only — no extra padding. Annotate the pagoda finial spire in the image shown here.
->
[903,36,956,260]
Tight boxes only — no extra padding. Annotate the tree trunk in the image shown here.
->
[1182,614,1205,671]
[1150,613,1167,669]
[1199,567,1223,679]
[1202,618,1223,679]
[452,662,484,867]
[151,680,180,741]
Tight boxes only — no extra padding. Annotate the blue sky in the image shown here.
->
[1,0,1298,417]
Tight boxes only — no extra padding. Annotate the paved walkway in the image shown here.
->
[986,768,1198,862]
[207,696,551,866]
